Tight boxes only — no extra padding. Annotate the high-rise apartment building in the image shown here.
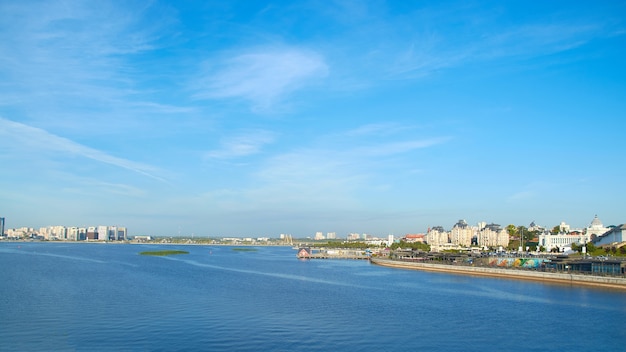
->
[87,226,97,240]
[97,225,108,241]
[67,227,79,241]
[117,227,127,241]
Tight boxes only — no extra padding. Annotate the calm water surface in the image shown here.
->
[1,242,625,351]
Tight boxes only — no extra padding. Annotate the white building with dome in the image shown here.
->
[538,215,606,252]
[585,215,609,241]
[538,231,588,252]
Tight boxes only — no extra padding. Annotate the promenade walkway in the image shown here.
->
[370,257,626,291]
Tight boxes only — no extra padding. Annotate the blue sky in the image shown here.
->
[1,0,625,237]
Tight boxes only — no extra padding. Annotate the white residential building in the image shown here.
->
[6,227,32,238]
[594,224,626,246]
[347,233,360,240]
[449,220,474,247]
[117,227,127,241]
[425,226,448,246]
[67,227,79,241]
[427,221,509,251]
[49,225,66,240]
[97,225,109,241]
[477,223,509,248]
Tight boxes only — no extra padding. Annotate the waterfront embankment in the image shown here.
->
[370,257,626,290]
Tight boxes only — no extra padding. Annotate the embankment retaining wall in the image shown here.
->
[370,258,626,290]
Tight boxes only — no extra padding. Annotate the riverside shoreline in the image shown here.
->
[370,257,626,291]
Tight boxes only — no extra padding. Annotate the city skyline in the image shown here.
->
[1,214,617,240]
[1,1,625,237]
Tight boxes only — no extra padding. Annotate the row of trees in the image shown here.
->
[311,240,431,252]
[312,241,379,249]
[505,225,541,242]
[389,240,430,252]
[571,242,626,256]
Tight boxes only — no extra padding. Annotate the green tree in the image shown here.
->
[586,242,597,253]
[506,224,518,237]
[551,225,560,235]
[390,240,430,252]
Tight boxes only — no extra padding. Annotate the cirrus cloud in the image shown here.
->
[193,46,328,111]
[0,117,165,182]
[205,130,277,159]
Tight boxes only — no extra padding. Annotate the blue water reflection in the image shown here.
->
[1,242,624,351]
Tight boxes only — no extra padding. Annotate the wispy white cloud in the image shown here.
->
[344,122,419,137]
[1,2,152,89]
[476,23,602,60]
[355,137,451,157]
[193,46,328,111]
[178,123,451,214]
[386,21,604,79]
[60,178,147,197]
[128,102,197,114]
[235,127,451,207]
[205,130,277,159]
[507,178,592,204]
[506,180,556,204]
[0,117,166,182]
[0,1,184,133]
[242,148,365,208]
[385,31,460,78]
[507,190,536,203]
[321,2,615,81]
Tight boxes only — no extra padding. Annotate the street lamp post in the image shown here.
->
[519,227,524,256]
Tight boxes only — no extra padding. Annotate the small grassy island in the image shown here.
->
[232,248,257,252]
[139,250,189,256]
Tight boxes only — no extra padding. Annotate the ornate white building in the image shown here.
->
[585,215,609,240]
[538,215,607,252]
[538,232,588,252]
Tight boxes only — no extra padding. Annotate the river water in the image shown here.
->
[1,242,624,351]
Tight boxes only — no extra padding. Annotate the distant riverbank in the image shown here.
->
[370,257,626,291]
[0,240,292,246]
